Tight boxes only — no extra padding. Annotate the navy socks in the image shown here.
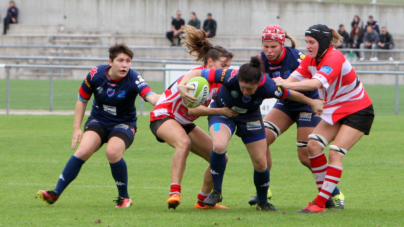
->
[254,168,270,204]
[210,150,227,191]
[110,158,129,198]
[54,155,85,196]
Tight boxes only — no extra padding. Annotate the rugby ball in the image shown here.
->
[185,77,210,108]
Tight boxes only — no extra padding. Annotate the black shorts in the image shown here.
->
[338,104,374,135]
[150,117,196,143]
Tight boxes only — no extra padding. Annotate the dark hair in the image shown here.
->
[207,13,212,16]
[237,56,263,84]
[191,12,196,16]
[181,25,233,64]
[108,43,133,61]
[369,15,373,18]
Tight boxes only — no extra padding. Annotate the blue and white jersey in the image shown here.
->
[78,64,153,125]
[260,47,319,111]
[201,68,289,115]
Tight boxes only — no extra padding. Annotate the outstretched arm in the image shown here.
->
[188,105,239,117]
[144,93,161,106]
[274,77,322,91]
[288,90,324,115]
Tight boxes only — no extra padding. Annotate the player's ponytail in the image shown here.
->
[181,25,233,65]
[330,28,343,47]
[237,56,263,84]
[285,33,296,48]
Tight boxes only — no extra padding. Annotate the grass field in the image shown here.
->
[1,79,404,114]
[0,114,403,226]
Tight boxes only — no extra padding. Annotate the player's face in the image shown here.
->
[239,81,258,97]
[108,53,132,79]
[262,40,282,62]
[207,57,232,69]
[305,36,319,58]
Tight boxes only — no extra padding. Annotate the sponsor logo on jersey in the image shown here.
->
[231,106,247,114]
[220,69,228,82]
[274,87,283,97]
[254,98,263,105]
[231,90,239,98]
[320,66,333,75]
[272,71,281,78]
[227,69,238,82]
[115,124,129,130]
[246,120,262,130]
[298,52,305,60]
[242,95,251,103]
[84,78,91,88]
[284,70,291,77]
[118,90,126,98]
[107,82,118,87]
[96,86,104,94]
[137,75,145,82]
[269,66,281,70]
[103,104,117,115]
[107,88,115,97]
[299,112,312,121]
[90,67,98,80]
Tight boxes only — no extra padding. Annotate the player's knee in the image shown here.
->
[308,134,329,148]
[175,137,191,152]
[263,121,281,141]
[105,148,123,162]
[307,140,325,155]
[213,141,228,153]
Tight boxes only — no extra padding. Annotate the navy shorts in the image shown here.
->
[208,102,266,144]
[84,117,136,149]
[273,102,321,128]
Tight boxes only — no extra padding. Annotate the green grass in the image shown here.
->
[1,79,404,115]
[0,115,403,226]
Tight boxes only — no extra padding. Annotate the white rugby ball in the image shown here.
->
[185,77,210,108]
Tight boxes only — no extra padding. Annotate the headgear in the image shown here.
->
[262,25,286,47]
[305,24,331,59]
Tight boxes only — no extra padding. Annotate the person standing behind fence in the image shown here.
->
[359,25,379,61]
[37,43,160,208]
[203,13,217,38]
[3,1,18,35]
[188,12,201,29]
[378,27,395,61]
[166,10,185,46]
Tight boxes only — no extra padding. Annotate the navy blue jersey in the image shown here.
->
[260,47,319,111]
[78,65,153,125]
[201,68,290,115]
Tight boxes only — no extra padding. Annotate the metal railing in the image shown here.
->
[2,64,404,115]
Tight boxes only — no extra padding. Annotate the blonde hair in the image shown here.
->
[330,28,343,46]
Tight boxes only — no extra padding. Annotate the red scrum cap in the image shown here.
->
[262,25,286,47]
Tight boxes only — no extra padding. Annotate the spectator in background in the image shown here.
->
[351,15,364,35]
[360,25,379,61]
[349,26,363,58]
[378,27,395,61]
[336,24,350,49]
[187,12,200,29]
[203,13,217,38]
[366,15,380,34]
[3,0,18,35]
[166,10,185,46]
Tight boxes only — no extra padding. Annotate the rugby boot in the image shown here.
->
[167,193,181,210]
[256,202,279,211]
[36,190,59,205]
[114,197,133,208]
[297,201,326,213]
[203,189,222,207]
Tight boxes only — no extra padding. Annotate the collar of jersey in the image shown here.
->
[258,75,267,87]
[105,65,125,82]
[267,47,286,65]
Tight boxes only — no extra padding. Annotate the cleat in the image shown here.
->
[248,195,258,206]
[36,190,59,205]
[194,203,229,209]
[114,197,133,208]
[256,202,279,212]
[248,188,272,206]
[167,193,181,210]
[297,201,326,213]
[203,189,222,207]
[333,192,345,209]
[325,198,336,209]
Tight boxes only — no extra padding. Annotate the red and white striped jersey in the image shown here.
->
[150,66,221,125]
[291,46,372,124]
